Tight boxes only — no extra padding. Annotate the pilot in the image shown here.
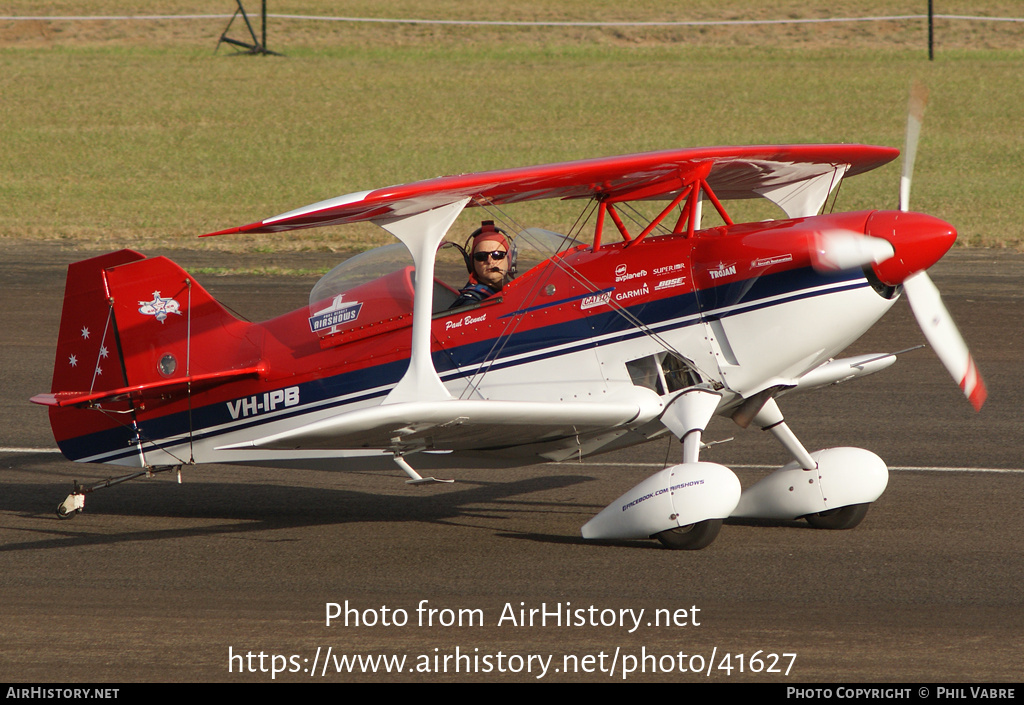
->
[450,221,512,308]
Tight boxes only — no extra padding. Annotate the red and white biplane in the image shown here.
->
[33,136,985,549]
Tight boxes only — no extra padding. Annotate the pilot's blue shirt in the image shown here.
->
[450,281,499,309]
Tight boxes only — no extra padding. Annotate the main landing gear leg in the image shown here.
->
[654,387,734,548]
[580,387,741,550]
[56,465,183,519]
[660,387,723,464]
[750,398,816,470]
[731,398,887,529]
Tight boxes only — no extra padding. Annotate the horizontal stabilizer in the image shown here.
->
[32,365,265,408]
[217,394,663,453]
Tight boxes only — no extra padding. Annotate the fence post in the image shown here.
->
[928,0,934,60]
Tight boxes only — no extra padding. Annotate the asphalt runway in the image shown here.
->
[1,241,1022,683]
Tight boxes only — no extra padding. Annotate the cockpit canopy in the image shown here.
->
[307,227,582,339]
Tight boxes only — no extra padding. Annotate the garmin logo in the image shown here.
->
[615,284,649,302]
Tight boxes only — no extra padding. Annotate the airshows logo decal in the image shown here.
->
[621,478,705,512]
[309,296,363,333]
[138,291,182,323]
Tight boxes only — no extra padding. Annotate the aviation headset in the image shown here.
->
[461,220,517,277]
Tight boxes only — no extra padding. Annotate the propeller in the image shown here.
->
[903,271,987,410]
[811,81,985,411]
[899,81,928,213]
[896,81,988,411]
[810,228,894,272]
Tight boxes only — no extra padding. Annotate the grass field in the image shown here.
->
[1,2,1022,255]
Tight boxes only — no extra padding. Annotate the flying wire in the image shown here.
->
[457,196,703,397]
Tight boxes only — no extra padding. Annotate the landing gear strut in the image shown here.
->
[55,465,182,519]
[582,387,742,549]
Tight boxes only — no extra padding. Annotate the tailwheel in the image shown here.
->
[805,503,870,530]
[654,519,722,550]
[56,492,85,520]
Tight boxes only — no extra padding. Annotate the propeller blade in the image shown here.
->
[900,81,928,212]
[811,229,894,272]
[903,271,987,410]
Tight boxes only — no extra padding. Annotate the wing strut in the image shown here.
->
[378,198,470,404]
[592,173,732,249]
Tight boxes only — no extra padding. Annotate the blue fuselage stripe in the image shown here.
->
[59,266,867,462]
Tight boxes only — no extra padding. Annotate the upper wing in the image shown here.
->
[204,145,898,236]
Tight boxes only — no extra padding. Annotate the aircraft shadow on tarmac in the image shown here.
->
[0,460,606,553]
[2,452,819,554]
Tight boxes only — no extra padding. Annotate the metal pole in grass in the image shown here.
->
[928,0,934,60]
[216,0,283,56]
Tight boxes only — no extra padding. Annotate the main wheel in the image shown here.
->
[805,503,870,530]
[654,519,722,550]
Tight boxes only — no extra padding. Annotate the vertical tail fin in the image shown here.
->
[50,250,147,397]
[39,250,145,461]
[36,250,261,463]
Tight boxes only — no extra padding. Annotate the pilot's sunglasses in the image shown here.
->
[473,250,507,262]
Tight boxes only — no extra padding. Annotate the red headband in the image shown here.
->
[473,225,509,252]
